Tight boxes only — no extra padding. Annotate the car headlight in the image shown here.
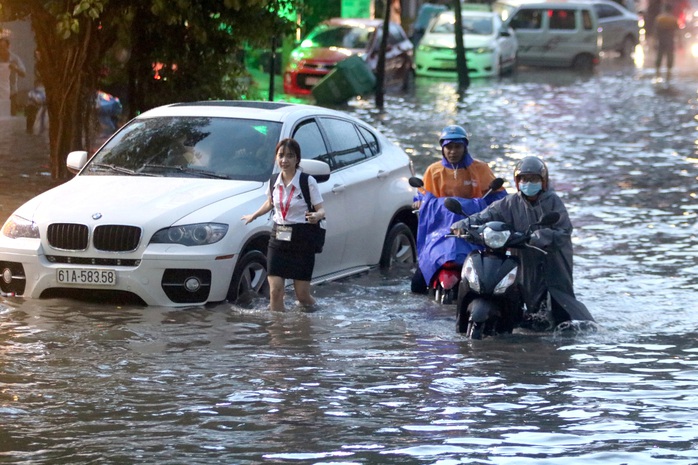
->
[2,215,40,239]
[483,227,510,249]
[462,255,480,293]
[472,47,494,54]
[150,223,228,246]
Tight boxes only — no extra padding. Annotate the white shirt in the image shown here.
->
[271,170,323,225]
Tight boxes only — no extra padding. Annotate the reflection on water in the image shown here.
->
[2,55,698,464]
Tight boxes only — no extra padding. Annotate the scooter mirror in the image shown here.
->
[538,212,560,226]
[489,177,505,191]
[444,197,465,216]
[409,177,424,188]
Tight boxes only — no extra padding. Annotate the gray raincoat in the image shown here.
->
[466,189,594,324]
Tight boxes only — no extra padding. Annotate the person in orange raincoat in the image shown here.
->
[411,125,506,294]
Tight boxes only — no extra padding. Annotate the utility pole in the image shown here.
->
[268,35,277,101]
[375,0,391,110]
[453,0,470,91]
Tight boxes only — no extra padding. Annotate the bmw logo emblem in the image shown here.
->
[92,213,103,220]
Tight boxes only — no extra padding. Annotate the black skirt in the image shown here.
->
[267,224,316,281]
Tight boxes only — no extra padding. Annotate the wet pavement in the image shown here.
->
[1,41,698,464]
[0,117,58,219]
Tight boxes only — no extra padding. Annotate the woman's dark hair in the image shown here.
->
[275,138,302,168]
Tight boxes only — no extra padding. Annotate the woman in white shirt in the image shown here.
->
[242,138,325,311]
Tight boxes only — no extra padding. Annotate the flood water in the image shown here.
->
[2,47,698,464]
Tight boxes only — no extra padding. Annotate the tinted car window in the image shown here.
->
[549,9,577,30]
[357,126,380,156]
[321,118,368,168]
[432,15,494,35]
[582,10,593,29]
[388,24,406,45]
[510,9,543,29]
[292,119,332,166]
[85,117,282,182]
[306,25,374,49]
[595,4,621,18]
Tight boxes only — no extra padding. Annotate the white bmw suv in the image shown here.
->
[0,101,417,306]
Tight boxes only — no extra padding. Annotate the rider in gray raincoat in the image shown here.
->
[451,156,595,329]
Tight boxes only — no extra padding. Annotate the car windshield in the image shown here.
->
[431,16,494,35]
[304,25,375,49]
[82,116,282,182]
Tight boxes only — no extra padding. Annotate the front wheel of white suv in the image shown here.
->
[227,249,269,304]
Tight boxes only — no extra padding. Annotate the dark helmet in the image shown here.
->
[514,156,549,190]
[439,125,469,147]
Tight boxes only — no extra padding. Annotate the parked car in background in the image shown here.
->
[496,0,601,70]
[585,0,640,57]
[415,9,518,78]
[283,18,414,96]
[410,2,449,46]
[0,101,417,307]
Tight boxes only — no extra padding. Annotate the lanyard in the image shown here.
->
[278,184,296,221]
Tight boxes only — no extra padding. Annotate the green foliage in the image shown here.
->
[2,0,303,177]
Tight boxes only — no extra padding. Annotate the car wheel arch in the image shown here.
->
[226,231,270,303]
[378,207,417,269]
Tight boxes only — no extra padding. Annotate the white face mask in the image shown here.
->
[520,181,542,197]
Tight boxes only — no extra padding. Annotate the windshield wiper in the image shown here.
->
[88,163,141,176]
[140,163,231,179]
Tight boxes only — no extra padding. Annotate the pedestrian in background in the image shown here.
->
[242,138,326,311]
[0,37,27,116]
[25,79,46,134]
[654,3,679,82]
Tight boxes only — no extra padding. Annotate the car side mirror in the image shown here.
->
[300,159,331,183]
[66,150,89,174]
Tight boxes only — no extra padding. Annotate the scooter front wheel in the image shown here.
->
[467,320,483,339]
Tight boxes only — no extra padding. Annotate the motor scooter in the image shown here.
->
[410,177,504,304]
[444,197,560,338]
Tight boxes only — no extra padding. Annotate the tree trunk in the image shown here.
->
[29,3,101,180]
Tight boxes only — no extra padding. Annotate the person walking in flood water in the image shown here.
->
[242,138,325,311]
[654,3,679,82]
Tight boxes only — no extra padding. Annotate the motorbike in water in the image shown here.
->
[409,177,505,304]
[444,198,566,338]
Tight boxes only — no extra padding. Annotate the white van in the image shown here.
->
[494,0,602,70]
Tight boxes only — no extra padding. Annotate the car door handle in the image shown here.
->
[377,170,388,180]
[331,184,345,194]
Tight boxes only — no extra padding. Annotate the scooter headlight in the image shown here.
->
[462,255,480,293]
[483,227,510,249]
[494,267,518,295]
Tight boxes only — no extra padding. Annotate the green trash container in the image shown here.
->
[312,55,376,105]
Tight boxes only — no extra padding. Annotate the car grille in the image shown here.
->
[94,225,141,251]
[47,223,89,250]
[46,256,141,267]
[47,223,142,252]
